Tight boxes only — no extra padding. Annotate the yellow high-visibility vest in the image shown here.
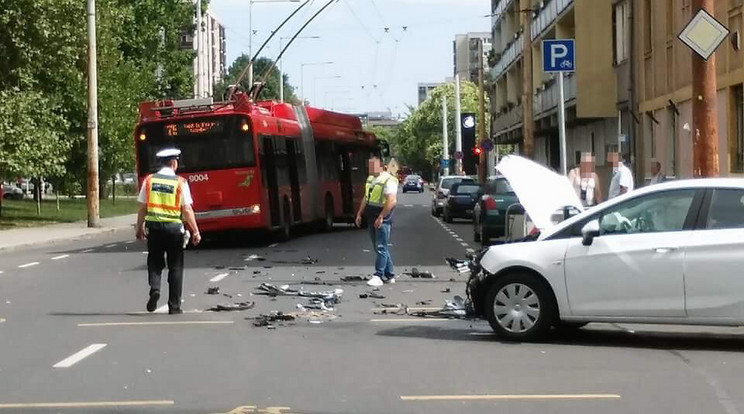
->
[365,172,395,207]
[144,174,184,223]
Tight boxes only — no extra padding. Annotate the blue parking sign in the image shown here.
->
[542,39,575,73]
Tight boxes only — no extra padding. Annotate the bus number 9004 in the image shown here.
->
[188,174,209,183]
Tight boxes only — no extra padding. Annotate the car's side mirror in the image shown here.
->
[581,219,600,246]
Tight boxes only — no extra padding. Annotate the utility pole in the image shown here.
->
[86,0,100,227]
[195,0,203,98]
[521,1,534,158]
[442,96,450,176]
[691,0,720,177]
[477,38,487,183]
[454,74,463,174]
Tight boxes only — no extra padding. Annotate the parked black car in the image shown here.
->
[443,182,483,223]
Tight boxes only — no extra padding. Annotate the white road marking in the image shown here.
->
[125,240,136,244]
[370,318,451,323]
[468,332,493,336]
[78,321,234,327]
[104,244,118,248]
[210,272,229,282]
[51,255,69,261]
[404,204,414,207]
[82,249,94,253]
[0,271,4,275]
[18,262,39,269]
[142,251,148,255]
[466,248,476,253]
[454,238,463,242]
[461,243,469,247]
[0,401,174,409]
[268,243,279,248]
[400,394,622,401]
[0,318,5,323]
[53,343,107,368]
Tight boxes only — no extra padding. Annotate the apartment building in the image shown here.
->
[489,0,625,177]
[454,33,492,83]
[636,0,744,179]
[418,82,444,106]
[183,10,227,98]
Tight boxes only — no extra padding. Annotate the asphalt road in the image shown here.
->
[2,189,744,413]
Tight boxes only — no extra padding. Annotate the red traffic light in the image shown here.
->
[472,146,483,156]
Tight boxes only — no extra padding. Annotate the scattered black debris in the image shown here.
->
[368,292,385,299]
[301,257,319,265]
[409,296,470,318]
[207,302,255,312]
[416,300,433,306]
[449,278,457,282]
[263,266,273,269]
[359,293,369,299]
[229,267,245,271]
[255,283,343,303]
[251,312,296,327]
[441,288,451,293]
[253,270,262,275]
[340,276,367,282]
[381,303,402,308]
[206,287,220,295]
[445,257,470,273]
[214,265,226,270]
[405,268,436,279]
[315,271,326,274]
[314,276,322,281]
[222,293,233,299]
[337,267,345,270]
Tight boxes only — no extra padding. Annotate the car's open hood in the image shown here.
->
[495,155,583,230]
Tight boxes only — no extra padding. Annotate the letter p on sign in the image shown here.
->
[542,39,575,73]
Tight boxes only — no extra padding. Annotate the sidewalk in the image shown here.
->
[0,214,136,252]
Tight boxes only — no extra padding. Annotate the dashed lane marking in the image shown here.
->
[0,318,5,323]
[461,243,469,247]
[104,244,118,248]
[0,401,175,409]
[404,204,414,207]
[466,248,476,253]
[125,240,136,244]
[18,262,39,269]
[268,243,279,248]
[400,394,622,401]
[0,271,4,275]
[82,249,94,253]
[210,272,229,282]
[51,254,69,261]
[78,321,234,327]
[53,343,107,368]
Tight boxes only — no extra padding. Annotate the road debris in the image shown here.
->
[445,257,470,273]
[416,300,433,306]
[441,288,451,293]
[229,266,245,271]
[405,268,436,279]
[207,302,256,312]
[206,287,220,295]
[408,296,471,318]
[251,312,296,328]
[244,254,267,262]
[340,275,368,282]
[301,256,319,265]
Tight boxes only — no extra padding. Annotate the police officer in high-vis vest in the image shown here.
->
[136,148,201,314]
[355,155,398,287]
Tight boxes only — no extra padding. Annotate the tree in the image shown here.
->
[387,82,489,175]
[214,55,299,102]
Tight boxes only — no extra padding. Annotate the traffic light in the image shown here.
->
[461,113,477,175]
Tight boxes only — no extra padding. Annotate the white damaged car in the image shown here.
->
[467,155,744,341]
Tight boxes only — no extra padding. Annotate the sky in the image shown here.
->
[209,0,491,117]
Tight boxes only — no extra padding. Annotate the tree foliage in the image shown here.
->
[214,55,299,103]
[0,0,196,195]
[387,82,489,176]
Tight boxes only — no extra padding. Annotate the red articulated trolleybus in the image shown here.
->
[135,93,387,240]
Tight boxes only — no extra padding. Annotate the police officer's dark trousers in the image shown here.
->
[146,222,184,310]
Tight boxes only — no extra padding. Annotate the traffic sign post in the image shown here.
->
[542,39,575,176]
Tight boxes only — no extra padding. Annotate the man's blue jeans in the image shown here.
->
[368,221,394,279]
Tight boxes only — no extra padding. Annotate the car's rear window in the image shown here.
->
[441,177,474,189]
[454,184,481,195]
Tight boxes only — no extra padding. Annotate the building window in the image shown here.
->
[734,85,744,173]
[613,0,630,64]
[666,0,675,39]
[644,0,653,54]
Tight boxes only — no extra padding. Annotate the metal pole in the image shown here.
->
[454,73,463,174]
[442,96,450,176]
[279,37,284,102]
[522,0,534,158]
[86,0,100,227]
[300,64,304,104]
[477,38,487,183]
[248,0,254,87]
[196,0,202,97]
[558,71,567,176]
[691,0,720,177]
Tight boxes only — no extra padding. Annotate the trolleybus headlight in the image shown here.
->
[250,204,261,214]
[241,122,250,132]
[138,132,147,141]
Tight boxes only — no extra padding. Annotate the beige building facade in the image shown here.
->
[490,0,626,179]
[637,0,744,180]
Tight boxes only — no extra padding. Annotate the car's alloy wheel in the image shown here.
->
[485,273,555,341]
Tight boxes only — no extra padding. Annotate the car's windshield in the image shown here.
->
[405,175,420,182]
[454,184,481,195]
[441,177,473,189]
[599,190,696,234]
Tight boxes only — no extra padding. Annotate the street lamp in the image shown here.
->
[300,61,333,104]
[313,75,341,105]
[279,36,320,102]
[248,0,302,86]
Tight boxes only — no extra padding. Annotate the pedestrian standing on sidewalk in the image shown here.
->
[135,148,201,314]
[607,151,634,200]
[355,156,399,287]
[568,152,603,208]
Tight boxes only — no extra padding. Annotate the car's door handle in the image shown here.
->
[654,247,679,253]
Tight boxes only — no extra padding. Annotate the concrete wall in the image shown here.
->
[575,0,618,118]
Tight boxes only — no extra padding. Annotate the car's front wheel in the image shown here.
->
[484,273,556,342]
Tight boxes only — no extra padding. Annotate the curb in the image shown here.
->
[0,223,136,253]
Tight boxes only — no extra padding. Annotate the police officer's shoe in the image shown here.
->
[146,290,160,312]
[168,308,183,315]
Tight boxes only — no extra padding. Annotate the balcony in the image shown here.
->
[490,33,523,80]
[531,0,574,40]
[491,0,516,27]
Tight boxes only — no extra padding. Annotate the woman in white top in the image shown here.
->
[568,152,603,208]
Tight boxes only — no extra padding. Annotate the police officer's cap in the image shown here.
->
[156,148,181,161]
